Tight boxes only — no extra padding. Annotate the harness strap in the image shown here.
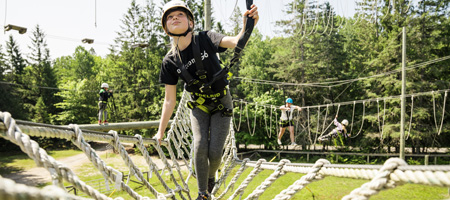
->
[200,0,255,90]
[192,35,208,82]
[176,34,215,94]
[187,100,210,114]
[187,89,232,117]
[191,89,227,99]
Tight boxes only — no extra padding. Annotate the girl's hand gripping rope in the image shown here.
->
[153,131,164,145]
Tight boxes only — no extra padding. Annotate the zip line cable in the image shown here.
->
[333,62,373,101]
[0,80,163,93]
[234,54,450,88]
[3,0,7,31]
[95,0,97,28]
[234,88,450,112]
[6,76,447,117]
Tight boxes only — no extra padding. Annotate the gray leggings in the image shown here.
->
[98,102,108,121]
[190,91,232,192]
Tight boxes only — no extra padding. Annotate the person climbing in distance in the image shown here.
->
[277,98,302,146]
[318,115,349,142]
[153,1,259,199]
[98,83,113,125]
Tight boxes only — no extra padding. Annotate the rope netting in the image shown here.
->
[1,91,450,200]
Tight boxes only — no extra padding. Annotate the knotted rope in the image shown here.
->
[273,159,330,200]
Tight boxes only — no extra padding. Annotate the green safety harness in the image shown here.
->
[180,0,255,117]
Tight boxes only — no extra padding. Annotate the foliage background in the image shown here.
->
[1,0,450,153]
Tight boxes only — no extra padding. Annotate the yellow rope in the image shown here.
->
[108,189,116,197]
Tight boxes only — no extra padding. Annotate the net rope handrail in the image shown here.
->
[2,91,450,199]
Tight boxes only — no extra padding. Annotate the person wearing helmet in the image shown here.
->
[277,98,302,146]
[154,1,259,199]
[318,115,349,142]
[98,83,113,125]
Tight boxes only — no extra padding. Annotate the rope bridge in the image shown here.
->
[1,91,450,200]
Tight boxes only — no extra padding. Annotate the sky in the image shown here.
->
[0,0,356,60]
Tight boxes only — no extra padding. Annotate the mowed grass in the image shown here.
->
[0,149,82,174]
[71,153,449,200]
[213,167,449,200]
[2,149,448,199]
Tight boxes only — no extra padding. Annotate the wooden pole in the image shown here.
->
[70,120,171,131]
[400,27,406,160]
[204,0,212,30]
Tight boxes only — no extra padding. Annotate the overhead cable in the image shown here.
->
[235,55,450,88]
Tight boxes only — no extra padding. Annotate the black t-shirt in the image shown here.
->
[159,31,228,93]
[99,89,112,102]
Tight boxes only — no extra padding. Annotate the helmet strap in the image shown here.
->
[167,26,192,37]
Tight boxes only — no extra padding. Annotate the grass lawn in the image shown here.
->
[1,149,448,199]
[69,153,449,200]
[0,149,82,174]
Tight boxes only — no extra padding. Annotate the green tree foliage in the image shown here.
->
[53,47,98,124]
[6,35,26,82]
[229,0,450,152]
[0,45,6,77]
[2,36,28,119]
[2,0,450,153]
[21,25,58,123]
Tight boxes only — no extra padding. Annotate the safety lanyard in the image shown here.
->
[177,0,254,94]
[200,0,255,89]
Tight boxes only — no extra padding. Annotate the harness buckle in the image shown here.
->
[222,108,233,117]
[199,85,213,94]
[187,79,198,86]
[196,97,206,105]
[187,101,196,109]
[196,70,208,80]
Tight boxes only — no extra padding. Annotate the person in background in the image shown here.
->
[98,83,113,125]
[318,115,349,142]
[277,98,302,146]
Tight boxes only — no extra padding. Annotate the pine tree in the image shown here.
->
[114,0,145,47]
[0,44,8,78]
[0,45,7,80]
[6,35,26,83]
[1,39,27,119]
[23,25,58,123]
[142,0,163,49]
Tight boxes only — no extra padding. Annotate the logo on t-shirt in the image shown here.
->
[184,50,209,70]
